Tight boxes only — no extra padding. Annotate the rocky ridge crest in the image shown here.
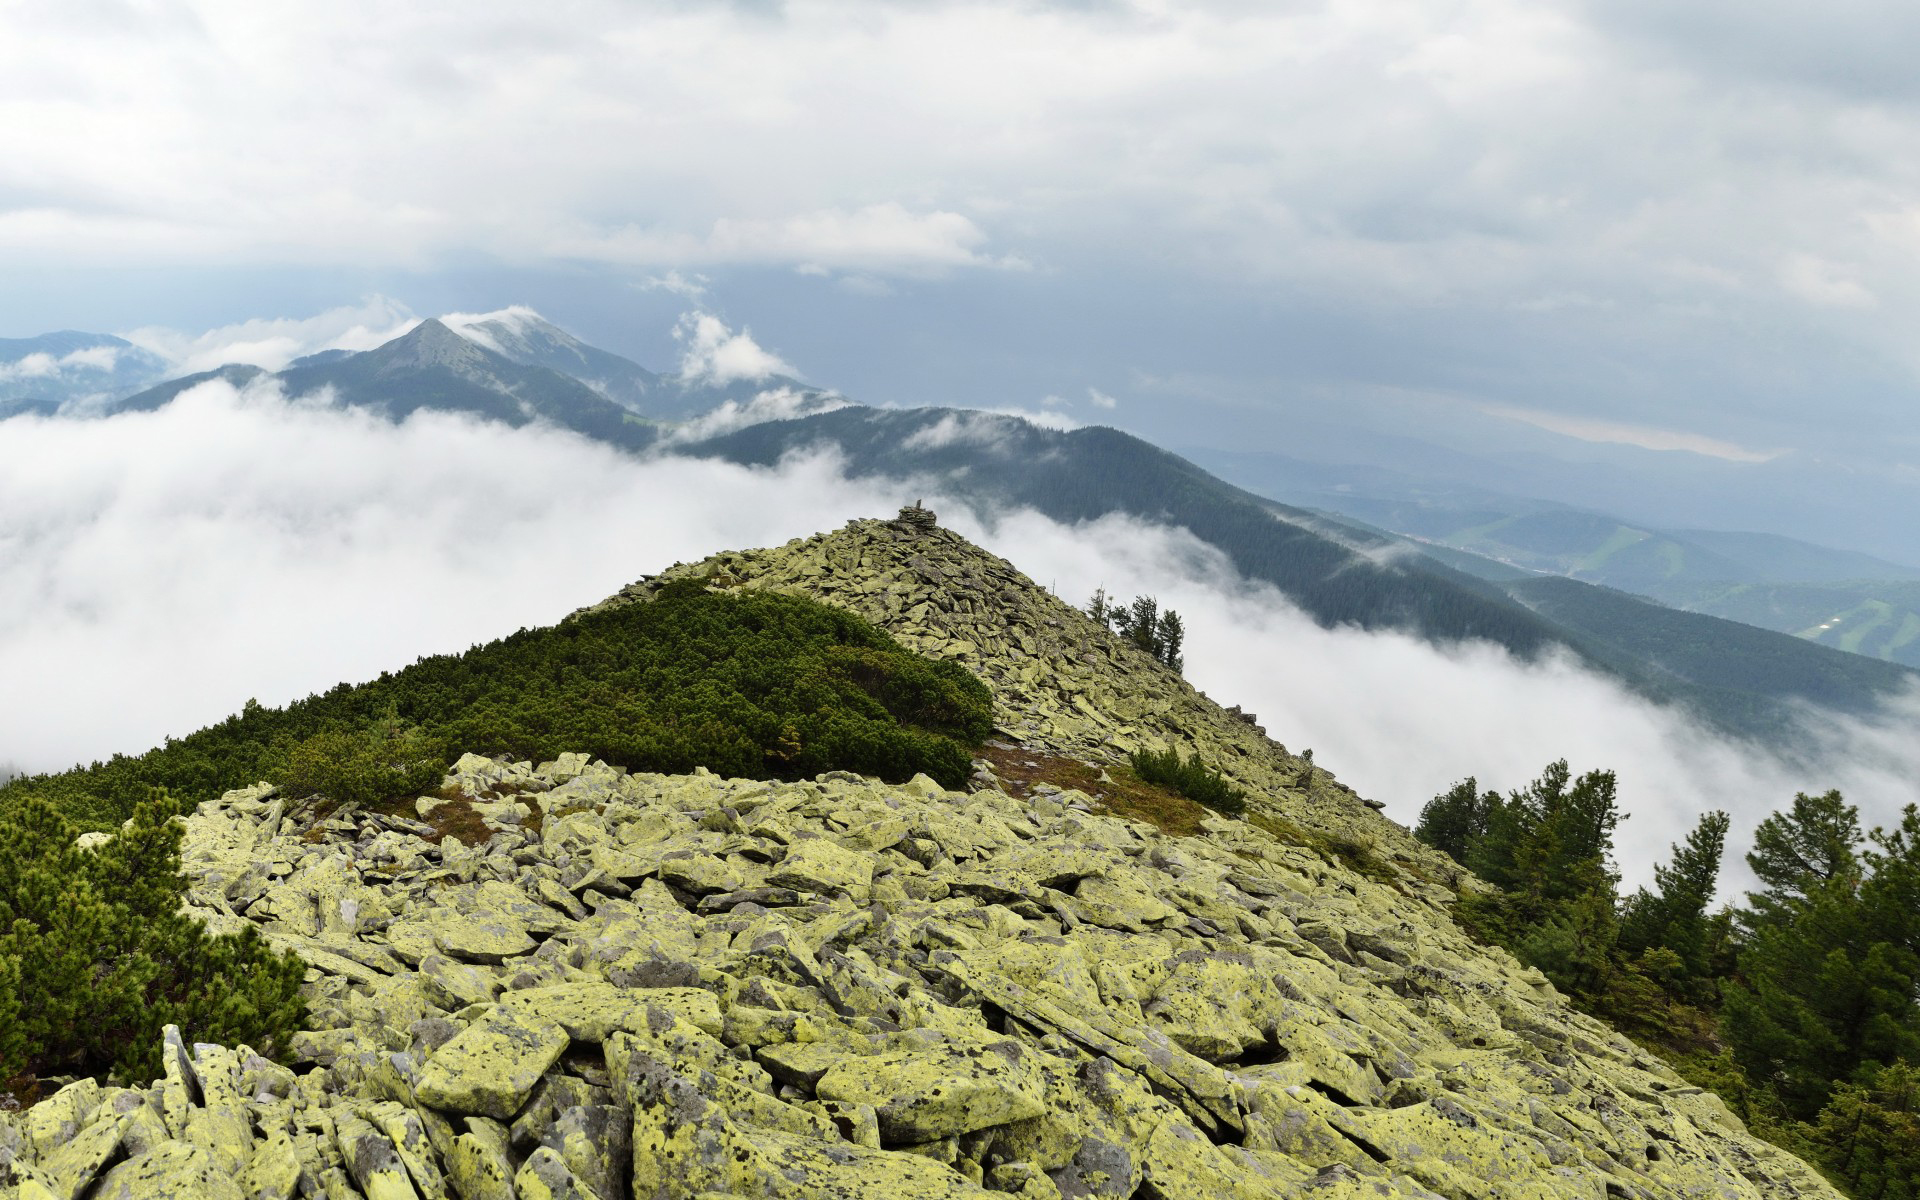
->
[583,512,1431,876]
[0,514,1844,1199]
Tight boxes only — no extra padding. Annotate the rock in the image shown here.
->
[540,1105,632,1200]
[501,980,723,1042]
[815,1038,1049,1143]
[419,953,501,1009]
[89,1142,245,1200]
[334,1111,421,1200]
[445,1130,516,1200]
[513,1147,598,1200]
[425,910,537,963]
[415,1009,571,1119]
[766,833,875,897]
[38,1111,126,1199]
[237,1128,302,1200]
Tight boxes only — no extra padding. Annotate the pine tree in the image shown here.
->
[1619,809,1730,996]
[1414,777,1494,865]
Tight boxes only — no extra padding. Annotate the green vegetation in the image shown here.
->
[0,790,308,1087]
[1417,766,1920,1198]
[1128,746,1245,817]
[0,585,992,1092]
[1,581,995,832]
[1087,589,1186,672]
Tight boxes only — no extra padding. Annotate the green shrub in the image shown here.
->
[1129,747,1247,816]
[0,790,308,1086]
[1,586,996,831]
[279,723,446,808]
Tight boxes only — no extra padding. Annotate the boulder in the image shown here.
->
[816,1038,1049,1143]
[415,1009,571,1119]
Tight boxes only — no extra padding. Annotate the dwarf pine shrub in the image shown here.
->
[1130,747,1247,816]
[0,789,308,1086]
[2,585,996,829]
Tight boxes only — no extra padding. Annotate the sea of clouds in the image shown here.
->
[3,380,1915,896]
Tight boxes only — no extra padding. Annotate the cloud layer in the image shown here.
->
[6,388,1916,897]
[7,2,1920,560]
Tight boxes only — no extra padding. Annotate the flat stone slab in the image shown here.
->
[816,1039,1048,1143]
[766,835,874,895]
[415,1009,570,1120]
[430,911,536,963]
[500,981,723,1041]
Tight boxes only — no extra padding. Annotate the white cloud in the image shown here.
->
[3,391,1914,899]
[559,204,1016,275]
[673,311,797,385]
[660,385,850,445]
[973,510,1920,897]
[639,271,711,302]
[899,409,1079,452]
[0,345,123,382]
[1478,402,1782,462]
[439,304,548,354]
[1779,253,1876,310]
[0,380,890,777]
[1086,388,1118,410]
[121,297,419,375]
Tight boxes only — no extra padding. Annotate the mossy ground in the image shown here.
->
[977,744,1210,837]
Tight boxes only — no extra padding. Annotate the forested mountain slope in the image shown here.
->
[687,407,1918,741]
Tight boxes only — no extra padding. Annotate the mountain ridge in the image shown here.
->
[0,508,1846,1198]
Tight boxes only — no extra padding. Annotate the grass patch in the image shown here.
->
[978,744,1209,837]
[1249,812,1400,884]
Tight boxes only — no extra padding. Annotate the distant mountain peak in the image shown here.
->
[368,318,495,376]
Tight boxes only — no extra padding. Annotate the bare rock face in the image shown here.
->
[1,517,1844,1198]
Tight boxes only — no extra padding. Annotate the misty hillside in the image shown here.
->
[684,406,1919,742]
[45,310,1920,743]
[0,510,1857,1199]
[0,331,169,408]
[1196,448,1920,669]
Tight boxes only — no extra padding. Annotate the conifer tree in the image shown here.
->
[1619,809,1731,995]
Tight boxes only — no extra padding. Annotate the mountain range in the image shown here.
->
[10,307,1919,744]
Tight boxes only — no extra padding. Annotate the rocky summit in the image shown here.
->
[1,511,1843,1199]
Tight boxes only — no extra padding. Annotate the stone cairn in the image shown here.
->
[895,502,938,533]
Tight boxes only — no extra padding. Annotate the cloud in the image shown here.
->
[438,304,549,354]
[1478,402,1783,462]
[900,409,1079,452]
[673,311,797,385]
[4,390,1916,901]
[639,271,711,302]
[0,345,124,382]
[121,297,419,375]
[1086,388,1118,410]
[560,204,1018,276]
[972,510,1920,898]
[660,385,851,444]
[0,381,891,779]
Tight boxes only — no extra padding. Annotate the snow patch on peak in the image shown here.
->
[440,305,554,354]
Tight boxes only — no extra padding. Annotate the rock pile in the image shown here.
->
[0,754,1839,1199]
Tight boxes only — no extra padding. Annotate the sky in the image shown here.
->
[5,1,1920,556]
[5,1,1920,885]
[5,382,1917,893]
